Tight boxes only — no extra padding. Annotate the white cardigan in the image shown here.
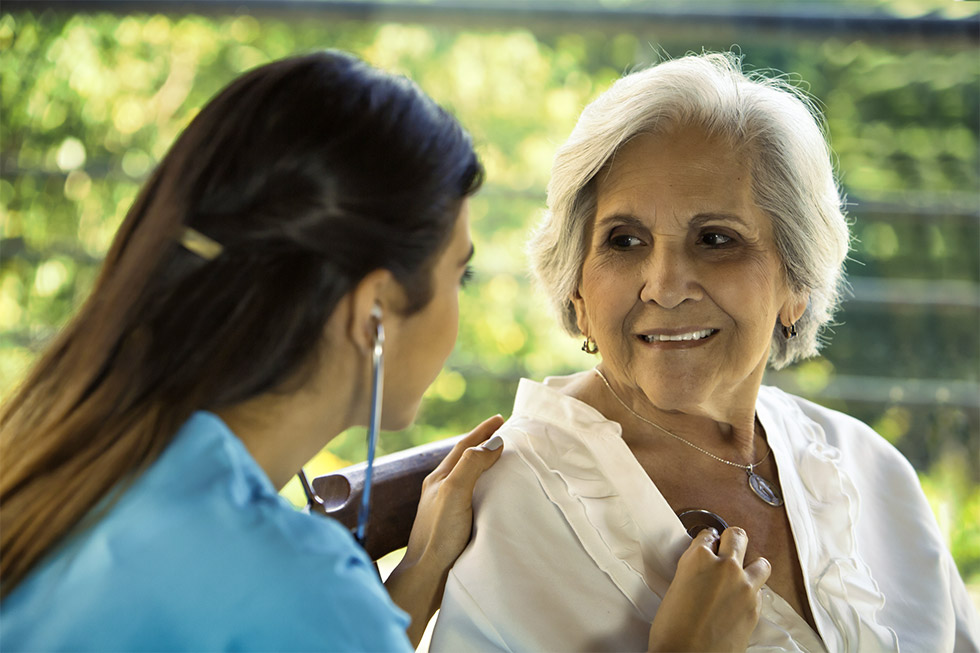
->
[432,374,980,653]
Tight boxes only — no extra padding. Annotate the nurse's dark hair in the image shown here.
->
[0,50,482,596]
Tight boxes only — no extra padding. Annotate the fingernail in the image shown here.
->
[482,434,504,451]
[704,527,720,540]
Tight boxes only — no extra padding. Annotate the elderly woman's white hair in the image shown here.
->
[529,52,850,369]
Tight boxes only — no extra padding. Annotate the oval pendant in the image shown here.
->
[748,472,784,507]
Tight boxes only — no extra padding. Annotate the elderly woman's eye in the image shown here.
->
[701,232,733,247]
[610,234,644,248]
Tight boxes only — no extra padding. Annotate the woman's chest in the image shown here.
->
[631,447,818,633]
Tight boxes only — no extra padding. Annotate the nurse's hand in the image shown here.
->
[384,414,504,647]
[648,527,771,653]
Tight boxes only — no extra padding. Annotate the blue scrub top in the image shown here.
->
[1,412,412,652]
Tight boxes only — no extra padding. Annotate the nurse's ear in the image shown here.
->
[348,269,396,355]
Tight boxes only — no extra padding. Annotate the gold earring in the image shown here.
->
[581,336,599,354]
[782,322,798,340]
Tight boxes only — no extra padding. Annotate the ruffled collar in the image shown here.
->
[511,374,689,606]
[757,390,898,652]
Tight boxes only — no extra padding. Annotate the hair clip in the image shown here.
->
[179,227,224,261]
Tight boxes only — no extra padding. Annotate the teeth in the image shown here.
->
[642,329,714,342]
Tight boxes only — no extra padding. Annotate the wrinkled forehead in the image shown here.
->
[594,126,763,216]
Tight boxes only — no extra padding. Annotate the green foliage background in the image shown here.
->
[1,4,977,590]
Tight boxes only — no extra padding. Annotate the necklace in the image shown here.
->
[594,368,784,507]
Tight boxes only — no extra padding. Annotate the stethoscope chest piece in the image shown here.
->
[677,509,729,538]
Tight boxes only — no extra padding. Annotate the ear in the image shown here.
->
[347,269,396,355]
[570,287,590,336]
[779,291,809,328]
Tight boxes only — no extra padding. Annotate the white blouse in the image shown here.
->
[432,374,980,653]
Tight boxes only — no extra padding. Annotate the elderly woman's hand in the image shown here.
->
[384,415,505,646]
[648,527,771,653]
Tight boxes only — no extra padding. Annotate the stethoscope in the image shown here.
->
[298,315,384,548]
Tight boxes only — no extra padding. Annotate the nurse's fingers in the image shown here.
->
[716,526,749,565]
[744,556,772,591]
[692,526,721,553]
[399,416,504,580]
[431,414,505,478]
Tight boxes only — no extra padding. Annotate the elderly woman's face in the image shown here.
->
[573,125,802,417]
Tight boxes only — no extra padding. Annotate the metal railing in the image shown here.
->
[3,1,978,42]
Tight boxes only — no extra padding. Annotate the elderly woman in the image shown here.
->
[431,53,980,652]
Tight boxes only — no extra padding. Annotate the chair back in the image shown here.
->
[311,435,463,560]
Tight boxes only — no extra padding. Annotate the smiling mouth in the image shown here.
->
[639,329,717,343]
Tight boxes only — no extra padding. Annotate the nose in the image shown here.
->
[638,242,702,309]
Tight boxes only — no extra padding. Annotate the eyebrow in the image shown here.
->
[595,212,751,229]
[459,243,475,266]
[690,212,751,228]
[594,213,646,229]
